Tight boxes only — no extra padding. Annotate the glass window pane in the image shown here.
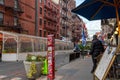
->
[0,0,4,4]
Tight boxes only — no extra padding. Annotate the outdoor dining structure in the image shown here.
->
[72,0,120,80]
[0,31,73,61]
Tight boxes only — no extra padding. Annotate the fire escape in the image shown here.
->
[2,0,24,33]
[44,1,57,32]
[61,0,68,37]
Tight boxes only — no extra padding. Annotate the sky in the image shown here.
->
[75,0,101,37]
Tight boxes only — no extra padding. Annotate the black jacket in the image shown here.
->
[89,39,104,57]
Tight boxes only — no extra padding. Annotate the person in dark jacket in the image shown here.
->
[89,35,104,73]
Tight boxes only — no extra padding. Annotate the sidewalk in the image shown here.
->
[38,56,93,80]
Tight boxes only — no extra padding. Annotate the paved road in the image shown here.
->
[0,61,27,80]
[0,56,93,80]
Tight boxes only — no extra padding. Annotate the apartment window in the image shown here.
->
[44,9,46,15]
[0,0,4,5]
[48,22,50,26]
[39,18,42,25]
[39,0,42,3]
[44,31,46,37]
[48,11,50,16]
[40,7,42,14]
[14,17,18,26]
[39,30,42,37]
[14,0,18,8]
[44,20,46,24]
[48,2,50,6]
[44,0,46,4]
[0,13,3,24]
[48,32,50,35]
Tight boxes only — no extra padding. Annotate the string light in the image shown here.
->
[116,27,119,31]
[114,31,118,34]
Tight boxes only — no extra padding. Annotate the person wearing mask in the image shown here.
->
[89,35,104,73]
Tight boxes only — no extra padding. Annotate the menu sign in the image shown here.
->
[94,46,116,80]
[47,35,55,80]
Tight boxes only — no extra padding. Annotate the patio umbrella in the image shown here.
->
[72,0,120,35]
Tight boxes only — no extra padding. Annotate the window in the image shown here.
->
[48,32,50,35]
[48,2,50,7]
[14,17,18,26]
[39,0,42,3]
[48,11,50,16]
[39,18,42,25]
[14,0,18,8]
[44,31,46,37]
[44,0,46,4]
[0,13,3,24]
[40,7,42,14]
[0,0,4,5]
[44,9,46,15]
[39,30,42,37]
[48,22,50,26]
[44,20,46,27]
[44,20,46,25]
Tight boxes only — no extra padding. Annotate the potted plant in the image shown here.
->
[23,54,45,79]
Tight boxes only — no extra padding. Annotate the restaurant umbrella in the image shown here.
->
[72,0,120,36]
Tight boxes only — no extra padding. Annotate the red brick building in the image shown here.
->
[0,0,35,35]
[0,0,60,39]
[39,0,60,38]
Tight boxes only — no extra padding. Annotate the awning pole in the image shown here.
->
[114,0,120,45]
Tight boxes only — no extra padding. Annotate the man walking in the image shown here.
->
[89,35,104,73]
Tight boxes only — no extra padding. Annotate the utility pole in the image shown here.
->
[35,0,38,36]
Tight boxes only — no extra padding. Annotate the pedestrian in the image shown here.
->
[73,42,80,52]
[89,35,104,73]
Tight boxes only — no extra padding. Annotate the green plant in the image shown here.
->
[2,50,8,53]
[27,62,37,78]
[25,54,46,78]
[26,54,45,62]
[79,44,91,51]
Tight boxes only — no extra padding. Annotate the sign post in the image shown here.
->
[47,35,55,80]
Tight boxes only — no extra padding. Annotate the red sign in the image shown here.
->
[47,35,55,80]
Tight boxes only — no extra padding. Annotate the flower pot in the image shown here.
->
[23,61,43,79]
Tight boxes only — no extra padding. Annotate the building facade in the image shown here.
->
[59,0,68,39]
[39,0,60,39]
[59,0,86,41]
[0,0,60,39]
[0,0,87,40]
[101,19,116,40]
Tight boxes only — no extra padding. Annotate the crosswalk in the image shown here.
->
[0,75,22,80]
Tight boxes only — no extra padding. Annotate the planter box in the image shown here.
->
[23,61,43,79]
[2,53,17,61]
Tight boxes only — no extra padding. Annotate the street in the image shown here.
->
[0,57,94,80]
[0,61,27,80]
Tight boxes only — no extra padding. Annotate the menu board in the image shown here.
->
[94,46,116,80]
